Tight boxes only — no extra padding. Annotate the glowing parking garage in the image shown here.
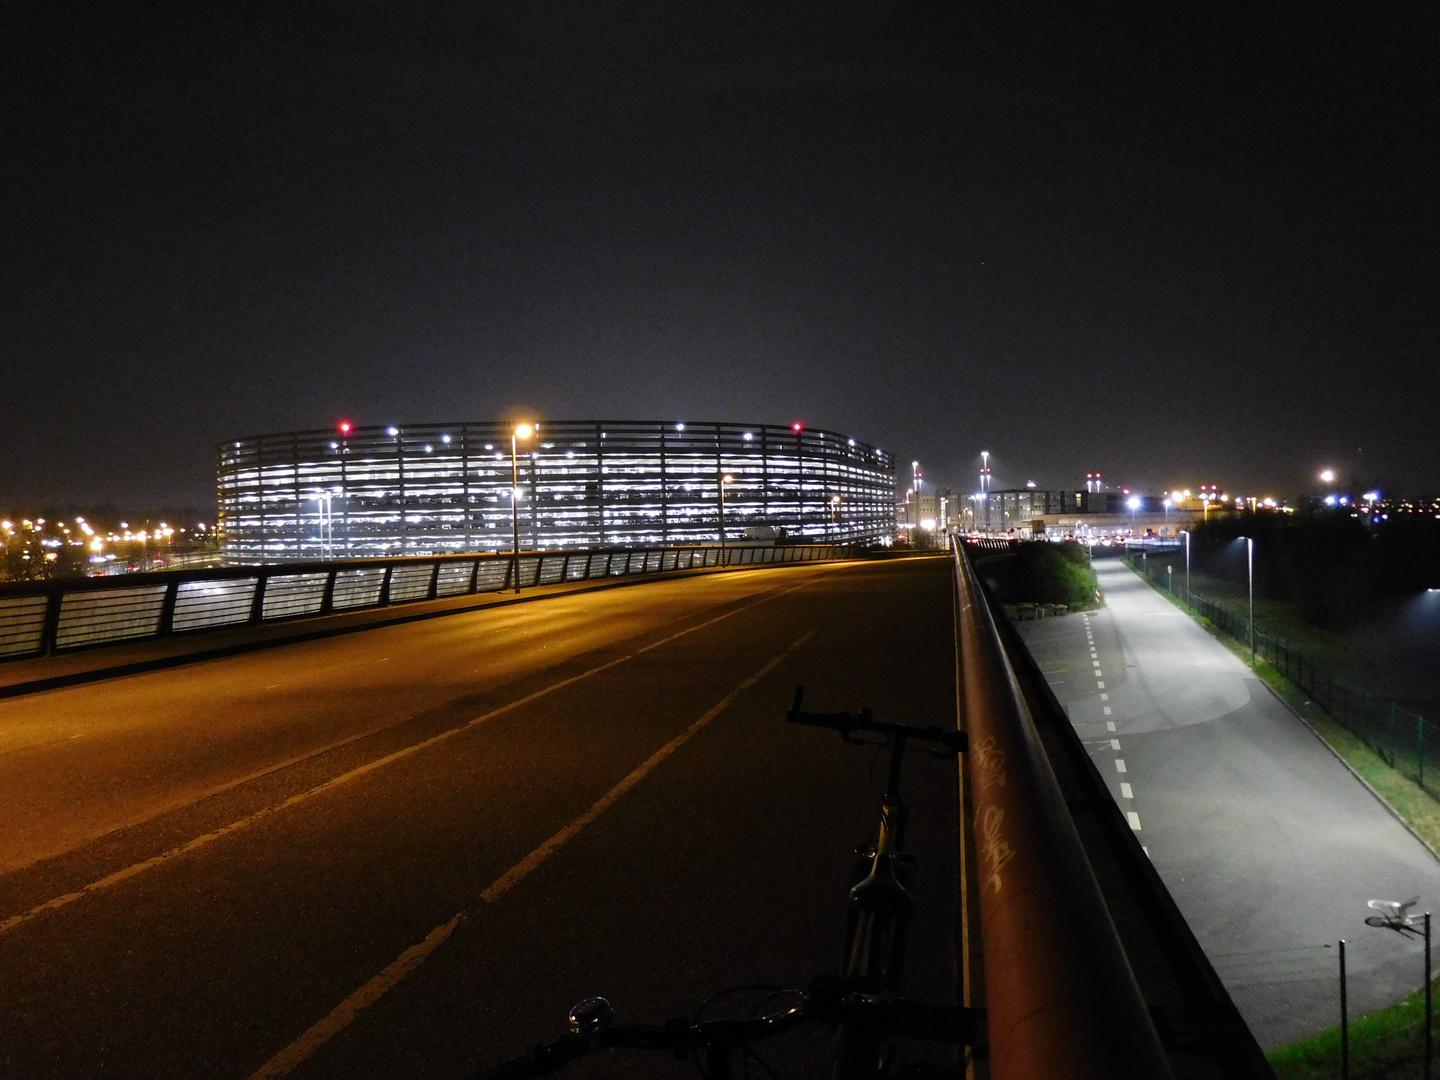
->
[218,420,896,560]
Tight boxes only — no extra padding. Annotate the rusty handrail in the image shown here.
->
[952,540,1172,1079]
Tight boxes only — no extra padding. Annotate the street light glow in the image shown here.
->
[1320,469,1336,483]
[514,423,534,440]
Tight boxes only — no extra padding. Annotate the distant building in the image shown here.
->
[218,420,896,560]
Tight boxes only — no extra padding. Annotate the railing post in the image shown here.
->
[157,579,180,638]
[250,571,270,625]
[41,588,63,656]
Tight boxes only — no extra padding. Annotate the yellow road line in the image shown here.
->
[246,630,814,1080]
[0,575,832,936]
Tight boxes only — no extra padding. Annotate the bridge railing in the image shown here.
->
[0,543,850,662]
[953,537,1271,1077]
[951,538,1174,1077]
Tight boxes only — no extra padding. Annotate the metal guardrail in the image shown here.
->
[951,540,1175,1079]
[0,543,850,662]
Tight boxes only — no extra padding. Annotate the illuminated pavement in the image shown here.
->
[1017,556,1440,1049]
[0,558,958,1079]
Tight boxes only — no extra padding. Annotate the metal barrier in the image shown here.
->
[0,543,850,662]
[951,540,1175,1079]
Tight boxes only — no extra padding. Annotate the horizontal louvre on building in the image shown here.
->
[218,421,895,560]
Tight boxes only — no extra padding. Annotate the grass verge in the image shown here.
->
[1269,982,1435,1080]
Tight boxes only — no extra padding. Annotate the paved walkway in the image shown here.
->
[1017,557,1440,1049]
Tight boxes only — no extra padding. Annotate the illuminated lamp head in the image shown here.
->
[338,421,352,435]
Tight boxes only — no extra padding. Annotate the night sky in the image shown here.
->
[3,2,1435,507]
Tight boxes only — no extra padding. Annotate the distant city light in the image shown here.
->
[1320,468,1336,483]
[338,421,352,434]
[675,422,685,431]
[792,422,803,432]
[1324,494,1338,506]
[387,426,399,436]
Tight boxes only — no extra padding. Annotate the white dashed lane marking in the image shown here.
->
[1120,782,1133,799]
[1110,739,1121,750]
[1127,811,1142,831]
[1105,721,1116,731]
[1115,759,1127,773]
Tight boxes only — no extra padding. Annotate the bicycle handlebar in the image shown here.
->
[471,977,982,1079]
[786,687,967,753]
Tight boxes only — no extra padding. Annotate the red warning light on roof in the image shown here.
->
[792,422,803,432]
[338,421,352,434]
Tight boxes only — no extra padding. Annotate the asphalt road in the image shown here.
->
[0,558,959,1078]
[1017,556,1440,1050]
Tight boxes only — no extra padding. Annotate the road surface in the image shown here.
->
[0,558,959,1078]
[1017,556,1440,1049]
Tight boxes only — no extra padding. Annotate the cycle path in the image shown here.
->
[1016,557,1440,1050]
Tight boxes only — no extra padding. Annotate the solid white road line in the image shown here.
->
[245,630,816,1080]
[0,574,831,937]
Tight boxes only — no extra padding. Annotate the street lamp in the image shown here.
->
[1179,528,1191,607]
[718,473,735,561]
[912,461,922,537]
[510,423,534,593]
[1240,535,1255,662]
[1127,495,1141,544]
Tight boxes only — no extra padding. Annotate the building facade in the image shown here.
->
[218,420,896,560]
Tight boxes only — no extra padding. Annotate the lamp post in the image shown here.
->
[1241,535,1255,662]
[1179,528,1191,607]
[718,473,735,562]
[510,423,534,593]
[912,460,922,539]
